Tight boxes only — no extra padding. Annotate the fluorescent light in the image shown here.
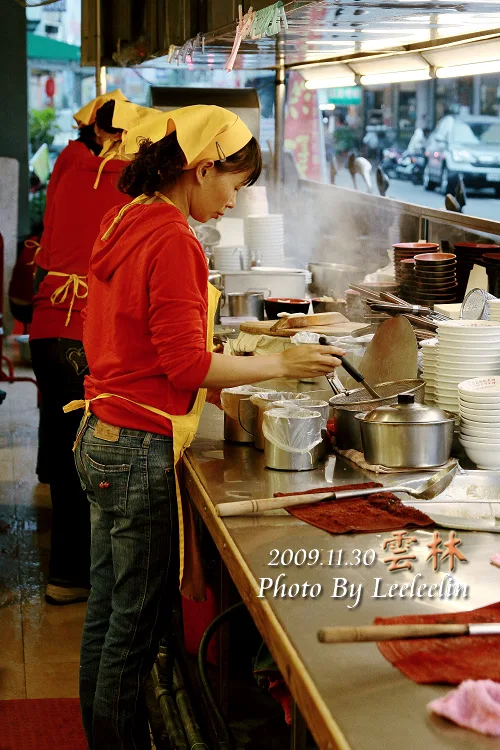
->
[306,40,357,46]
[361,69,430,85]
[436,59,500,78]
[320,103,336,111]
[305,76,356,90]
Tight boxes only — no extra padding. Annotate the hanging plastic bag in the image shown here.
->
[263,407,323,454]
[220,385,265,420]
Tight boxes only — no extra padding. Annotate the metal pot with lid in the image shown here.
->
[355,394,455,468]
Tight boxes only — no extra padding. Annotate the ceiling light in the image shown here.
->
[320,103,336,110]
[306,40,358,45]
[305,76,357,89]
[361,69,430,85]
[437,59,500,78]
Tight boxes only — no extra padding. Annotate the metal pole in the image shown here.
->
[95,0,103,96]
[274,34,286,207]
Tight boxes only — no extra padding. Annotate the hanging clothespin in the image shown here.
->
[225,5,255,73]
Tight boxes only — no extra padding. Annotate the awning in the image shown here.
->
[27,32,80,63]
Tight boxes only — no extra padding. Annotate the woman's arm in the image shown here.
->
[201,344,345,389]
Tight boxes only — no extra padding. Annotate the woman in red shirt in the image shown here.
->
[30,98,130,607]
[70,105,344,749]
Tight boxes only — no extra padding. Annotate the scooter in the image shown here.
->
[395,151,427,185]
[380,147,401,179]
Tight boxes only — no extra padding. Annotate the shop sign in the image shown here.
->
[285,71,325,182]
[328,86,362,106]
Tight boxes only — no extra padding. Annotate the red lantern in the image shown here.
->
[45,77,55,98]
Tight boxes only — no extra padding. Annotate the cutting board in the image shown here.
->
[343,315,418,389]
[239,320,369,337]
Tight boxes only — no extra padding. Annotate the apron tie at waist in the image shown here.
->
[25,239,41,266]
[48,272,88,326]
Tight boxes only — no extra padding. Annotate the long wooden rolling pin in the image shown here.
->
[318,624,471,643]
[215,492,336,516]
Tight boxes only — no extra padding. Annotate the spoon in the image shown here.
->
[215,463,459,516]
[318,336,382,400]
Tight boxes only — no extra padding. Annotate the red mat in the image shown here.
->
[0,698,86,750]
[274,482,434,534]
[374,601,500,685]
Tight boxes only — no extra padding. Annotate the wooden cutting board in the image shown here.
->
[239,320,369,337]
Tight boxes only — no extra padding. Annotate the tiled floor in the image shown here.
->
[0,362,86,701]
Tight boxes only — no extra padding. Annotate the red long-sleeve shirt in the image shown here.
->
[30,154,128,341]
[83,201,212,436]
[38,140,91,269]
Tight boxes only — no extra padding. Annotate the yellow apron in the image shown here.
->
[64,192,220,601]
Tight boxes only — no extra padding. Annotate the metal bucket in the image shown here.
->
[222,392,258,444]
[227,292,264,320]
[264,441,322,471]
[263,407,323,471]
[253,392,310,450]
[329,379,426,452]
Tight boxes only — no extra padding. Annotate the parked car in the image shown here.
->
[423,115,500,196]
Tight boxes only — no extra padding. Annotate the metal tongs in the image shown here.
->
[319,336,381,399]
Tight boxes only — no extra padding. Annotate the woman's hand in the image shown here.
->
[280,344,345,380]
[206,388,223,409]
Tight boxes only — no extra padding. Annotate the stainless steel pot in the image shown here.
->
[330,379,425,452]
[222,389,258,444]
[227,292,264,320]
[355,394,455,468]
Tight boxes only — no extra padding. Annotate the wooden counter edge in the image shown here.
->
[183,451,352,750]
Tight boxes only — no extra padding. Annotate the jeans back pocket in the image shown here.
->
[84,453,131,516]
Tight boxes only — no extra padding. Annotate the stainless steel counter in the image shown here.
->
[184,404,500,750]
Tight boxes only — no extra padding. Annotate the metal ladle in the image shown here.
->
[215,462,459,517]
[319,336,381,400]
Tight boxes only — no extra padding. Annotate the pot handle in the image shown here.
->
[237,398,255,436]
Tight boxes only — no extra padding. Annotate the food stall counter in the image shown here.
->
[184,405,500,750]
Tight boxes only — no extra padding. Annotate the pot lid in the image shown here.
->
[362,394,449,423]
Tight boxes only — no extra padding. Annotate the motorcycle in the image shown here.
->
[380,147,401,179]
[395,151,427,185]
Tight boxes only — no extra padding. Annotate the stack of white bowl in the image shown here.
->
[214,217,249,271]
[458,376,500,469]
[245,214,285,266]
[213,246,249,272]
[435,321,500,414]
[231,186,269,219]
[420,338,439,405]
[488,298,500,322]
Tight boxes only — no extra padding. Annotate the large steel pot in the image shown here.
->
[329,379,425,452]
[227,292,264,319]
[355,394,455,468]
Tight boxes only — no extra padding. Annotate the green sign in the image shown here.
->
[328,86,362,106]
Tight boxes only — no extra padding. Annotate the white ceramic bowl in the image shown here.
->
[461,425,500,438]
[458,376,500,397]
[459,397,500,410]
[438,320,500,332]
[459,438,500,469]
[459,409,500,423]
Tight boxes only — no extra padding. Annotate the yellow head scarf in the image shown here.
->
[73,89,128,126]
[120,104,253,169]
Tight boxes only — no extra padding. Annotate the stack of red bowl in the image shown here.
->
[454,242,500,301]
[393,242,439,287]
[414,252,458,306]
[399,259,417,302]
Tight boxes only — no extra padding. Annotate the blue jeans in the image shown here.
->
[75,414,179,750]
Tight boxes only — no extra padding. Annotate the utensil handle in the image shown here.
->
[215,492,336,517]
[318,336,367,386]
[333,486,407,500]
[318,624,469,643]
[379,292,411,306]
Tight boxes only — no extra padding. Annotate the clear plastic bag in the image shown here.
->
[220,385,265,420]
[274,398,329,428]
[249,391,309,411]
[262,407,323,453]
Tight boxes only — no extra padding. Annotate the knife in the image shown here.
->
[317,622,500,643]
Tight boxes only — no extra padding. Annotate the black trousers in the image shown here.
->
[30,337,90,586]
